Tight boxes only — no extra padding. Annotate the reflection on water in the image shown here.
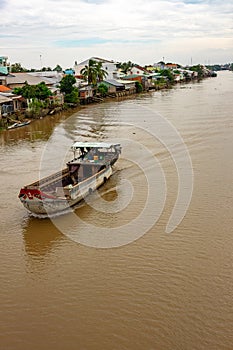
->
[0,106,82,146]
[22,217,64,257]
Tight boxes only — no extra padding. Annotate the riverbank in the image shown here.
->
[0,76,211,132]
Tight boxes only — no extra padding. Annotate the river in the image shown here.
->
[0,71,233,349]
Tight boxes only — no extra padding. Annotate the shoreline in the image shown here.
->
[1,77,208,132]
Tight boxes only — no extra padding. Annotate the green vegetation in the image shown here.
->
[13,82,52,117]
[160,69,174,83]
[81,59,107,86]
[28,99,47,116]
[11,62,27,73]
[59,75,79,104]
[117,61,134,74]
[97,83,108,97]
[189,64,204,78]
[13,82,52,100]
[41,67,52,71]
[135,81,143,93]
[53,64,63,72]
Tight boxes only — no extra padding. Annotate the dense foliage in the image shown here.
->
[117,61,134,74]
[11,63,27,73]
[81,59,108,85]
[13,82,52,100]
[160,69,174,82]
[189,64,205,78]
[97,83,108,97]
[135,81,143,93]
[53,64,63,72]
[59,75,79,104]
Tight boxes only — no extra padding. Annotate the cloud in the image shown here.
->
[1,0,232,67]
[0,0,6,8]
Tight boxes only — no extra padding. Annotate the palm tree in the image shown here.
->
[95,61,108,82]
[119,61,134,75]
[80,59,98,85]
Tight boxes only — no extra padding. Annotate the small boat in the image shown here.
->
[18,142,121,216]
[7,120,31,130]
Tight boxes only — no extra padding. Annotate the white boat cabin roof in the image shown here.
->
[71,142,120,150]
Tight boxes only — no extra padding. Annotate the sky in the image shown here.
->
[0,0,232,69]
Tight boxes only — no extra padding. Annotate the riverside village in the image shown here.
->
[0,55,229,130]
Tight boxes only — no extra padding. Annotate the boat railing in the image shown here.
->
[26,168,69,189]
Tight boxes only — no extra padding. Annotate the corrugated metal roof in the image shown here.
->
[0,95,12,103]
[103,79,124,87]
[6,73,51,85]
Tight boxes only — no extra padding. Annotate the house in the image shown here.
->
[28,71,63,86]
[6,73,55,89]
[0,74,7,86]
[165,63,178,70]
[129,65,149,76]
[0,56,10,76]
[79,85,94,102]
[123,74,150,90]
[0,94,13,117]
[117,79,136,93]
[145,65,156,72]
[0,92,24,117]
[153,62,165,70]
[64,69,75,75]
[0,85,11,93]
[74,57,118,80]
[101,79,125,94]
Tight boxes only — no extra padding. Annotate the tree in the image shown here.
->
[59,75,79,104]
[60,75,76,94]
[97,83,108,97]
[11,63,27,73]
[118,61,134,74]
[189,64,205,78]
[95,61,108,82]
[36,82,52,100]
[41,67,52,71]
[13,82,51,100]
[64,89,79,104]
[81,59,98,85]
[160,69,174,83]
[53,64,63,72]
[135,81,143,93]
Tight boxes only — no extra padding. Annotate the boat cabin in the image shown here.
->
[67,142,121,184]
[70,142,121,163]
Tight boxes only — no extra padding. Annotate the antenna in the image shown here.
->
[40,54,42,70]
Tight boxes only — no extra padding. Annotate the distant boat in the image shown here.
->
[18,142,121,216]
[7,120,31,130]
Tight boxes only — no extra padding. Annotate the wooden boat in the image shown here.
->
[7,120,31,130]
[18,142,121,216]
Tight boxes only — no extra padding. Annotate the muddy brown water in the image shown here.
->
[0,71,233,349]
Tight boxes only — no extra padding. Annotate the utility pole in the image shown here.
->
[40,54,42,70]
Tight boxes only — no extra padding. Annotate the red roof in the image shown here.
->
[0,85,11,92]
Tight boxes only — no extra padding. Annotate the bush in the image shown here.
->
[64,88,79,104]
[135,81,143,93]
[97,83,108,97]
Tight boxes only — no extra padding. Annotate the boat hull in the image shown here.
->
[19,165,112,216]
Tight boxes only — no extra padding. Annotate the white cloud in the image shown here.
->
[0,0,232,68]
